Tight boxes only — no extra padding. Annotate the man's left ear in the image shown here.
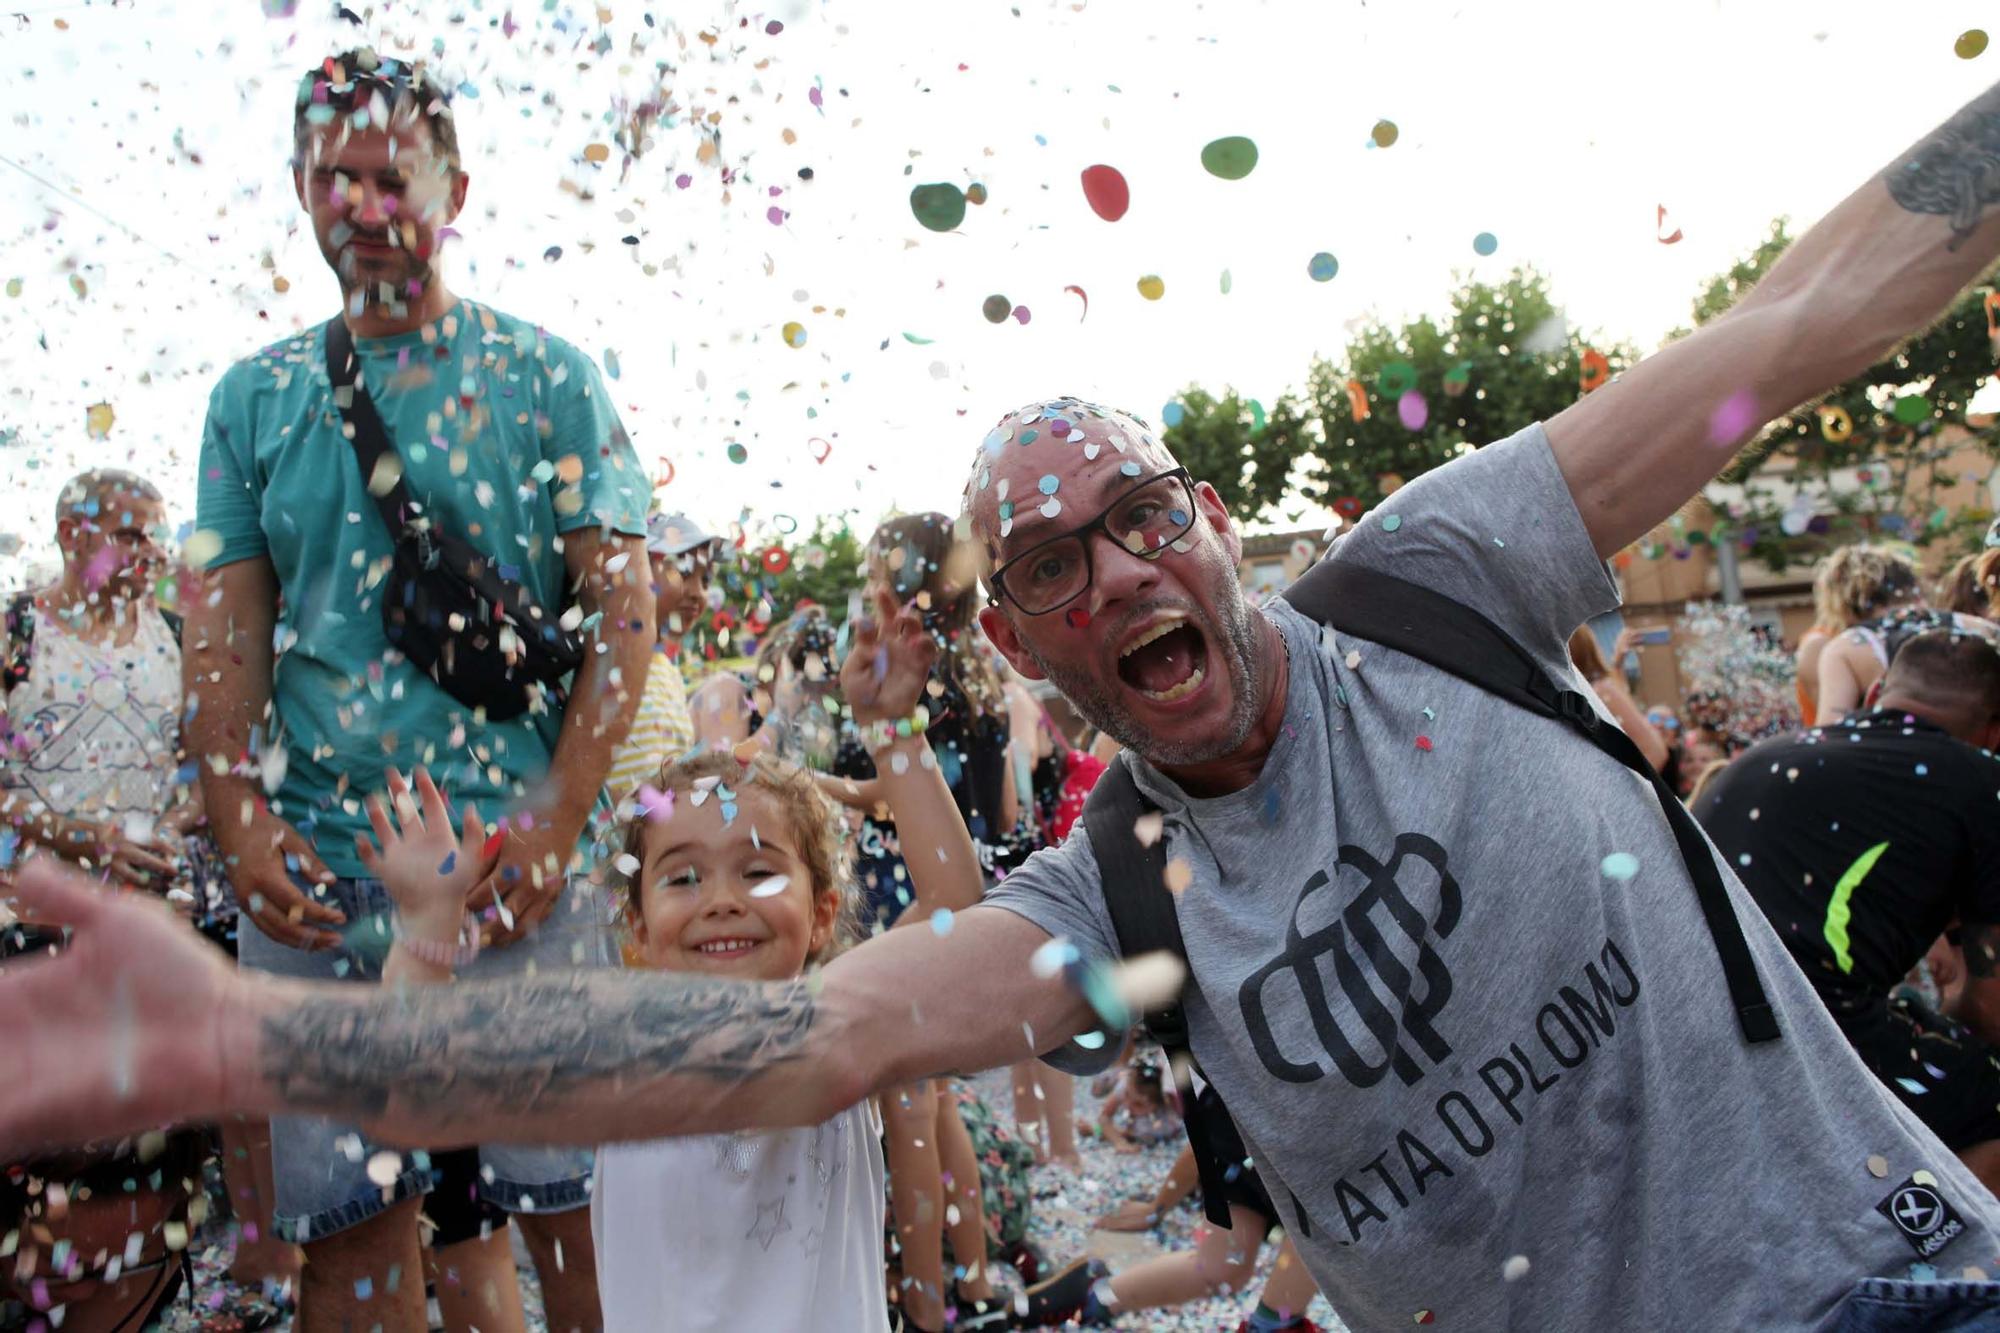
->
[1193,479,1240,563]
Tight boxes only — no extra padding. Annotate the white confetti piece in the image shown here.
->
[749,874,791,899]
[365,1152,403,1187]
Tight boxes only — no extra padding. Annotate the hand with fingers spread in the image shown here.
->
[355,766,495,953]
[839,584,939,727]
[213,804,344,950]
[0,857,240,1158]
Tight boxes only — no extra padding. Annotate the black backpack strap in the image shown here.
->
[3,591,35,693]
[1080,757,1238,1226]
[323,317,419,545]
[1283,558,1780,1045]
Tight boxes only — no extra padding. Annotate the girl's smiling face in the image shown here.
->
[633,785,835,982]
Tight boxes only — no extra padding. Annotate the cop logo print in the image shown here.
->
[1877,1177,1967,1260]
[1239,834,1461,1088]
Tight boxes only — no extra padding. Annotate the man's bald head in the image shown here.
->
[961,396,1181,577]
[965,395,1269,770]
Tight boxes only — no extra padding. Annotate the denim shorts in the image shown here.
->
[1817,1276,2000,1332]
[237,876,610,1244]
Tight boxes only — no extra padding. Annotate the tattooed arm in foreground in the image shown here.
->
[1547,77,2000,558]
[0,857,1093,1154]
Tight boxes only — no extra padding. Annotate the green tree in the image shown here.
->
[1295,267,1636,514]
[1159,386,1305,525]
[1682,218,2000,570]
[746,514,867,618]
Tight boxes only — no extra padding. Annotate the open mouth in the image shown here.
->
[1115,616,1210,704]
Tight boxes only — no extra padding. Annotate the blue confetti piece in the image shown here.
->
[1039,474,1060,495]
[1600,852,1640,881]
[1895,1077,1928,1095]
[438,852,457,875]
[355,1277,374,1301]
[1381,513,1403,533]
[1120,461,1142,477]
[931,908,955,936]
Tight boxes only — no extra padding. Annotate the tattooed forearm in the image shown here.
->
[259,969,822,1139]
[1886,81,2000,248]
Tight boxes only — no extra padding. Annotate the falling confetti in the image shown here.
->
[1307,252,1339,282]
[981,295,1011,323]
[1199,135,1259,180]
[1137,274,1165,300]
[1656,203,1684,244]
[909,182,967,232]
[1473,231,1498,256]
[1080,164,1130,221]
[85,402,116,439]
[1397,391,1428,430]
[1161,401,1185,428]
[1958,29,1988,59]
[782,320,807,347]
[727,442,749,464]
[1063,284,1089,320]
[1371,119,1399,148]
[1580,348,1611,393]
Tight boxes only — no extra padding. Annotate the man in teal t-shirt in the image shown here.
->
[187,47,654,1332]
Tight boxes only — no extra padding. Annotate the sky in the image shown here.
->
[3,0,1998,587]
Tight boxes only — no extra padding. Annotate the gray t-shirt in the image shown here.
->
[984,423,2000,1330]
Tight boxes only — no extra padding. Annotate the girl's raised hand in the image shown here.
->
[355,766,495,941]
[840,583,939,726]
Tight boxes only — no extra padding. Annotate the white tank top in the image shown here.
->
[590,1098,889,1332]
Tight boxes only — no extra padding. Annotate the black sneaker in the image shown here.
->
[999,1255,1111,1327]
[953,1290,1017,1330]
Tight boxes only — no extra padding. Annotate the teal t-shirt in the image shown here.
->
[197,301,649,877]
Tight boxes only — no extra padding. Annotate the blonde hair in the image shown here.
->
[1811,545,1921,630]
[620,750,859,965]
[1975,549,2000,622]
[868,512,1002,718]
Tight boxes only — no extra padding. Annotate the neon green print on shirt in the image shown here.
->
[1824,841,1892,975]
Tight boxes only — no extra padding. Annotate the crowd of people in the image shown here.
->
[13,39,2000,1333]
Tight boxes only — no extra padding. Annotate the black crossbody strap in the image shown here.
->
[323,317,422,546]
[1282,558,1780,1044]
[1080,758,1237,1227]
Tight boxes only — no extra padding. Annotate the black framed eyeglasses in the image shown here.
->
[987,467,1198,616]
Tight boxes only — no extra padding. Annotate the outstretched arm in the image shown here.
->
[1549,80,2000,557]
[0,859,1091,1156]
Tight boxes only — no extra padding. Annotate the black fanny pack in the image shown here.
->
[323,317,584,721]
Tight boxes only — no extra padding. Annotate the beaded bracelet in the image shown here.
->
[860,706,930,753]
[396,918,482,970]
